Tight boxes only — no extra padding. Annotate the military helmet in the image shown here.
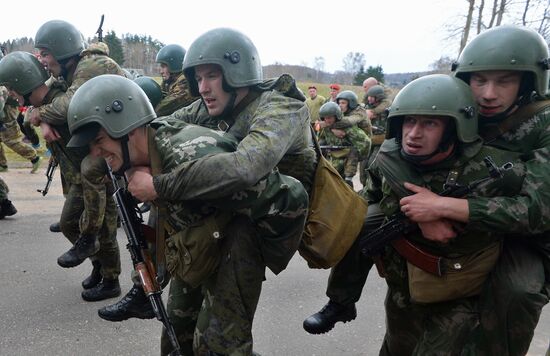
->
[67,75,156,147]
[452,25,550,96]
[387,74,478,143]
[336,90,359,110]
[182,27,263,96]
[0,51,49,96]
[156,44,186,73]
[366,85,386,101]
[35,20,86,61]
[319,101,342,121]
[134,76,163,108]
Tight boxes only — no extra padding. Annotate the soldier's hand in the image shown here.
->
[40,122,61,142]
[28,107,42,126]
[126,167,158,202]
[331,128,346,138]
[400,182,444,222]
[418,220,457,243]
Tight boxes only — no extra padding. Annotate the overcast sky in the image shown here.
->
[3,0,468,74]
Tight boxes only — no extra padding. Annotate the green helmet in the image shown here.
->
[387,74,478,143]
[35,20,86,61]
[183,27,263,96]
[67,74,156,147]
[319,102,342,121]
[452,25,550,96]
[366,85,385,101]
[0,51,49,96]
[336,90,359,110]
[156,44,186,73]
[134,76,163,108]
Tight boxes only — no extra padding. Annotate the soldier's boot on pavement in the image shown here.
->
[97,285,155,322]
[303,300,357,334]
[82,260,102,289]
[49,221,62,233]
[57,234,100,268]
[81,278,121,302]
[0,164,7,172]
[0,199,17,219]
[30,156,41,174]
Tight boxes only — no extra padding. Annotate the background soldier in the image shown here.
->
[317,101,370,186]
[155,44,197,116]
[305,85,326,125]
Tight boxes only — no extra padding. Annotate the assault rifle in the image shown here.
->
[359,156,513,258]
[107,167,182,356]
[37,156,58,196]
[320,145,351,155]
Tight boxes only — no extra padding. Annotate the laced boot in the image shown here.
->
[30,156,41,174]
[49,221,61,233]
[0,199,17,219]
[97,285,155,322]
[82,260,102,289]
[303,300,357,334]
[57,234,100,268]
[81,278,121,302]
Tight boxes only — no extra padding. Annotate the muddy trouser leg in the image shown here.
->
[326,203,385,305]
[194,216,265,356]
[59,183,83,245]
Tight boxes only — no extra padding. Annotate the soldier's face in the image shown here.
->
[338,99,349,113]
[38,49,61,78]
[401,115,448,156]
[159,63,170,81]
[195,64,230,117]
[90,128,123,170]
[324,116,336,125]
[469,70,522,117]
[308,88,317,98]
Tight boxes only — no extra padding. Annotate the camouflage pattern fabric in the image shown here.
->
[318,124,371,178]
[155,72,198,117]
[336,105,373,137]
[0,176,8,200]
[466,102,550,355]
[305,94,326,124]
[369,138,526,354]
[151,119,308,355]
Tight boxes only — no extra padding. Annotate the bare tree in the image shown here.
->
[459,0,476,54]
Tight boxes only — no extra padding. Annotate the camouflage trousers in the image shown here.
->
[0,176,8,200]
[0,119,38,166]
[161,216,265,356]
[327,149,360,179]
[59,155,120,279]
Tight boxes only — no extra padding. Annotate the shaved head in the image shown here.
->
[362,77,378,93]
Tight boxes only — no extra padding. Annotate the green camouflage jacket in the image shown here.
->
[337,105,373,136]
[368,138,525,257]
[153,75,317,201]
[155,72,198,117]
[318,123,371,159]
[467,101,550,234]
[150,118,308,274]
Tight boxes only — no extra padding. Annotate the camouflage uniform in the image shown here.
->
[318,122,370,179]
[369,139,525,355]
[145,118,308,355]
[339,105,373,137]
[0,86,40,171]
[306,94,326,124]
[36,48,124,279]
[155,74,316,355]
[156,72,197,117]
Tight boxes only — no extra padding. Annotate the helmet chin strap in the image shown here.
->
[209,90,238,120]
[114,134,132,175]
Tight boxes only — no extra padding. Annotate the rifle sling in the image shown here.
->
[391,238,443,276]
[481,99,550,142]
[147,127,167,282]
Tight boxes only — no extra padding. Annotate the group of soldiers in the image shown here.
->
[0,20,549,356]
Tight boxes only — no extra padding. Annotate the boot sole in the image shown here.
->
[97,310,155,322]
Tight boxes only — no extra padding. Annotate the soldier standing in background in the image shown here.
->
[0,86,42,173]
[325,83,341,103]
[155,44,198,116]
[305,85,326,125]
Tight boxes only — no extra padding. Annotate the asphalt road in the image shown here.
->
[0,168,548,355]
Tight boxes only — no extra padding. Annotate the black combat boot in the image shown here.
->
[49,221,61,233]
[57,234,100,268]
[97,285,155,322]
[82,260,102,289]
[81,278,121,302]
[303,300,357,334]
[0,199,17,219]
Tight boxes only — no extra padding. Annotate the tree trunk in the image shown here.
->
[477,0,485,33]
[460,0,476,54]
